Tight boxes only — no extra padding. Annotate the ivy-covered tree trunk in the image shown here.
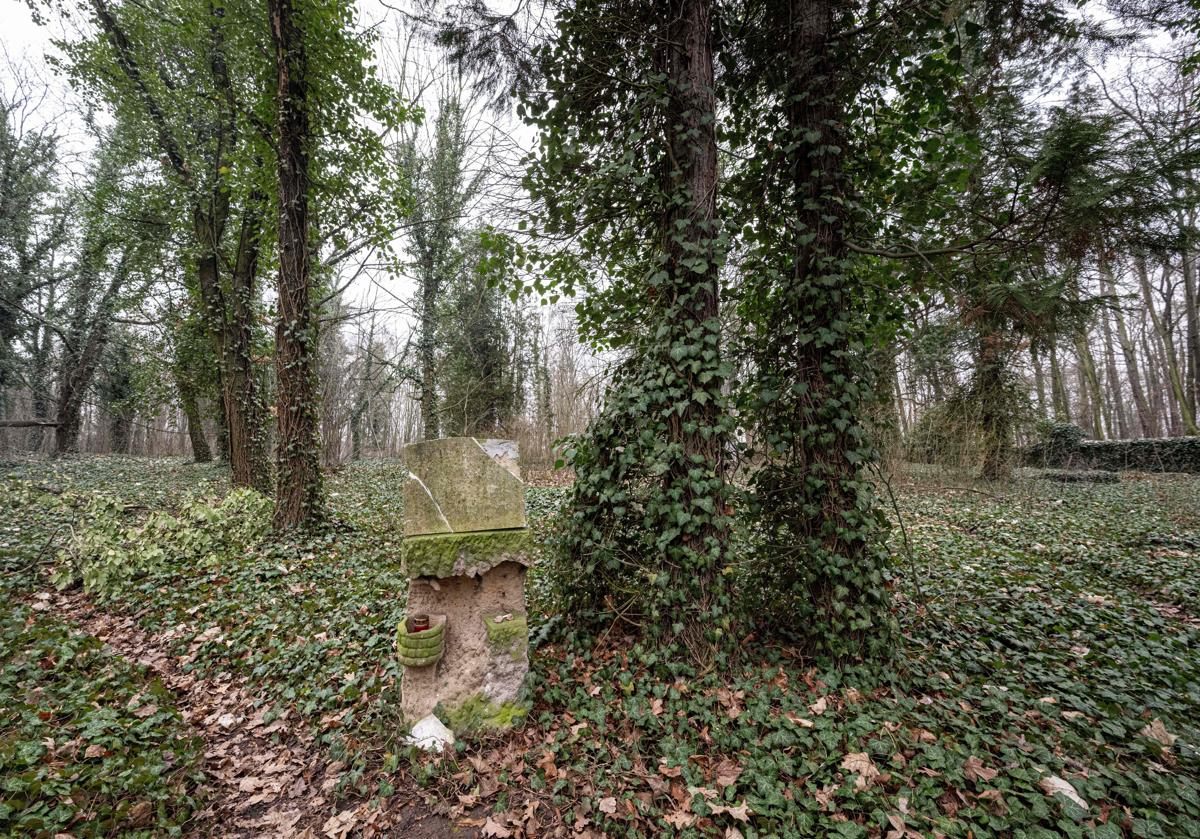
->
[270,0,323,529]
[739,0,891,657]
[976,332,1013,480]
[195,207,272,492]
[530,0,732,660]
[657,0,730,648]
[418,255,440,440]
[176,373,212,463]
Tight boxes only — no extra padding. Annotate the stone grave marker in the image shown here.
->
[397,438,532,745]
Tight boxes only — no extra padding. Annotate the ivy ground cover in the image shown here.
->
[1,456,1198,837]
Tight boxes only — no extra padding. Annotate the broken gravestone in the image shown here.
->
[397,438,532,740]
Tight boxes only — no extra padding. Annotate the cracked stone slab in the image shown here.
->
[401,438,526,536]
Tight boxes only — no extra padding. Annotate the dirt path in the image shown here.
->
[47,591,473,838]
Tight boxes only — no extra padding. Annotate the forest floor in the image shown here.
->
[2,457,1198,838]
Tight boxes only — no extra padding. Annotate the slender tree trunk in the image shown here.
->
[349,317,376,461]
[1181,236,1199,420]
[270,0,323,528]
[893,362,909,437]
[1142,331,1165,436]
[1137,256,1197,434]
[418,251,440,440]
[1101,260,1152,436]
[1098,300,1128,439]
[1049,342,1071,423]
[177,374,212,462]
[1030,344,1048,419]
[1075,335,1105,439]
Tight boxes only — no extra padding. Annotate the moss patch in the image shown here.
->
[401,528,533,579]
[437,693,528,733]
[484,613,528,659]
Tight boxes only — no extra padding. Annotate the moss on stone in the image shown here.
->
[437,693,528,733]
[401,528,533,579]
[484,613,528,660]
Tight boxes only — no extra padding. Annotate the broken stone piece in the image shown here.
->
[406,714,455,753]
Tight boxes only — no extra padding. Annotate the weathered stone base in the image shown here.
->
[400,560,530,723]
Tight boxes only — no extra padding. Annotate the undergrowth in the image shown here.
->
[1,456,1198,837]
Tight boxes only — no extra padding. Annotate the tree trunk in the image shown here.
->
[1075,334,1105,439]
[1181,236,1199,421]
[739,0,891,655]
[657,0,728,645]
[269,0,323,529]
[418,249,440,440]
[1030,344,1048,420]
[1049,342,1071,423]
[1101,259,1152,437]
[214,391,230,461]
[91,0,270,485]
[977,332,1012,480]
[27,317,54,452]
[1142,330,1165,436]
[177,374,212,462]
[55,253,128,456]
[1137,256,1197,434]
[1098,299,1128,439]
[109,410,132,454]
[196,204,273,491]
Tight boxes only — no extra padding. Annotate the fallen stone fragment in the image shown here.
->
[407,714,455,753]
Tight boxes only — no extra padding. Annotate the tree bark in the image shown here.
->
[109,410,132,454]
[1180,234,1199,421]
[976,332,1012,480]
[1030,344,1047,420]
[270,0,323,528]
[1098,299,1128,439]
[418,250,440,440]
[1075,335,1105,439]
